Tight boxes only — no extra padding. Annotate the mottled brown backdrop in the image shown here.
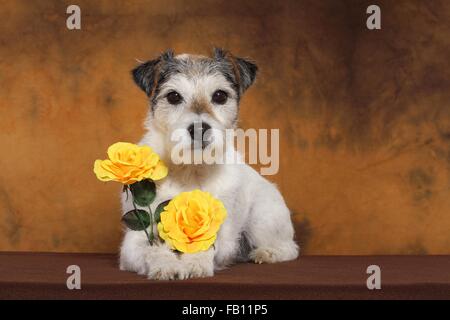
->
[0,0,449,254]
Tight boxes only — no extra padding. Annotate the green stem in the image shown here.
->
[131,197,152,245]
[148,205,154,243]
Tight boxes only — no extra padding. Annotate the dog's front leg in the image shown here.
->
[120,230,214,280]
[119,231,182,280]
[119,191,187,280]
[119,230,181,280]
[246,185,299,264]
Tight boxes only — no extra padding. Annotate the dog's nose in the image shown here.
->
[187,122,211,140]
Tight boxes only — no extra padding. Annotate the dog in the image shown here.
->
[119,48,299,280]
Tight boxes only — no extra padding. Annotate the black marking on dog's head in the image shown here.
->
[132,49,258,108]
[132,49,176,100]
[132,57,159,96]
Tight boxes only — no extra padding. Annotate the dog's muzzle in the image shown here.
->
[187,122,212,149]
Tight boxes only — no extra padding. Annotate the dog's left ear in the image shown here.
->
[214,48,258,93]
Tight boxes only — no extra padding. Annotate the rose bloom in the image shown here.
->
[94,142,168,184]
[157,190,227,253]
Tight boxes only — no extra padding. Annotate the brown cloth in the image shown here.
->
[0,252,449,300]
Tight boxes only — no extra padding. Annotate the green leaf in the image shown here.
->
[154,199,171,223]
[121,209,150,231]
[130,179,156,206]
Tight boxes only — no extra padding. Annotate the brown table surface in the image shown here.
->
[0,252,449,299]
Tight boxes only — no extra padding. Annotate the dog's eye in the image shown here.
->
[166,91,182,105]
[212,90,228,105]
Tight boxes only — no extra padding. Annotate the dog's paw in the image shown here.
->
[120,255,148,276]
[250,242,299,264]
[147,258,213,280]
[180,250,214,278]
[143,244,184,280]
[145,245,214,280]
[249,247,280,264]
[147,261,191,280]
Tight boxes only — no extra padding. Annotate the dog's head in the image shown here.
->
[131,48,257,161]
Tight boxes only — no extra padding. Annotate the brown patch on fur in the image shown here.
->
[191,97,216,118]
[149,62,162,100]
[224,51,242,90]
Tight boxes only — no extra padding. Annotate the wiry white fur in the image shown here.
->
[119,55,299,280]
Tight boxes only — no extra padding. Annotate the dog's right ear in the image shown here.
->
[132,58,161,96]
[132,50,174,96]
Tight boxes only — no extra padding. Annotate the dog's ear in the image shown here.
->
[132,58,160,96]
[235,57,258,92]
[213,48,258,93]
[132,49,175,96]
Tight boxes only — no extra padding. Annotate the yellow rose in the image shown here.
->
[157,190,227,253]
[94,142,168,184]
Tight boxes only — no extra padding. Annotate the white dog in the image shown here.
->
[119,49,299,280]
